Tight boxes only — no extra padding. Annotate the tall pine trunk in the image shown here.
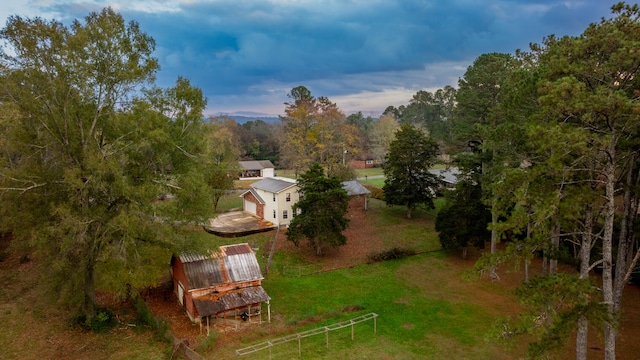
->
[608,160,640,358]
[602,143,616,360]
[576,205,593,360]
[489,201,498,280]
[549,220,560,274]
[83,255,97,320]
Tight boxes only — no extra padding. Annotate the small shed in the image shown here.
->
[342,180,371,210]
[239,160,275,180]
[171,243,270,326]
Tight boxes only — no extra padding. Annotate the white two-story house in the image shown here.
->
[240,177,299,227]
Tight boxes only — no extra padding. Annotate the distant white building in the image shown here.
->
[238,160,275,180]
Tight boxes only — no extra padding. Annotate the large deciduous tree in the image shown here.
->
[0,8,210,323]
[202,115,241,211]
[397,86,457,147]
[370,113,400,164]
[383,123,439,219]
[286,164,350,256]
[279,86,359,176]
[237,119,280,164]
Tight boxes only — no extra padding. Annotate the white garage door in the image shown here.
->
[244,199,257,215]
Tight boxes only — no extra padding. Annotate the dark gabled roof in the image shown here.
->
[251,177,298,194]
[342,180,371,196]
[177,243,263,290]
[239,160,275,170]
[193,286,270,317]
[238,188,265,204]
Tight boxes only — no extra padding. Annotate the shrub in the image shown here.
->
[364,184,384,200]
[76,308,117,333]
[367,247,416,263]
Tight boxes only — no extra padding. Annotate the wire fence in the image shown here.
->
[235,313,378,359]
[279,263,325,277]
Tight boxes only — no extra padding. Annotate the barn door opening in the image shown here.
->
[177,282,185,306]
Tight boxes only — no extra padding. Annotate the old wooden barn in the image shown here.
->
[171,243,270,328]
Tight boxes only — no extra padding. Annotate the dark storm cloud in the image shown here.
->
[1,0,619,114]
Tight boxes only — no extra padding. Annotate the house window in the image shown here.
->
[273,194,276,201]
[366,159,374,165]
[283,210,288,219]
[273,210,276,219]
[286,193,291,202]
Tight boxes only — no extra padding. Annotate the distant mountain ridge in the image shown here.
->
[212,113,281,124]
[230,115,281,124]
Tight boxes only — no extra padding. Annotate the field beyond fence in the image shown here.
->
[236,313,378,359]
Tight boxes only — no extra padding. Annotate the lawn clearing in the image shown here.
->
[360,177,385,187]
[208,254,527,359]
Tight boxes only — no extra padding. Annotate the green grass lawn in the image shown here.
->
[210,253,525,359]
[214,191,244,212]
[360,177,385,187]
[197,194,527,359]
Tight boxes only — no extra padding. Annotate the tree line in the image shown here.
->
[442,4,640,359]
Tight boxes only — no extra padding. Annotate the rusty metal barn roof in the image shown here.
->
[178,253,210,263]
[225,252,263,282]
[181,257,226,289]
[178,243,263,290]
[193,286,270,318]
[220,243,252,256]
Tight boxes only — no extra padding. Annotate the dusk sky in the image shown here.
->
[0,0,620,117]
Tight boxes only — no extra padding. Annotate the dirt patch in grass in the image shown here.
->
[273,205,388,270]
